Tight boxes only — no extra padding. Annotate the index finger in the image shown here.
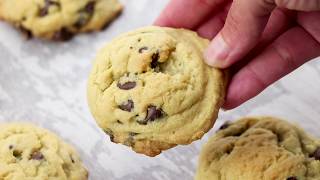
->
[154,0,226,29]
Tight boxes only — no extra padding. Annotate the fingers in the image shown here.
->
[274,0,320,11]
[242,8,294,60]
[154,0,226,29]
[223,27,320,109]
[204,0,276,68]
[196,9,228,39]
[297,11,320,43]
[258,8,295,47]
[196,2,230,39]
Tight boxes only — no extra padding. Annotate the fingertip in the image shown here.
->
[221,99,239,110]
[220,72,256,110]
[221,90,241,110]
[153,14,171,27]
[204,33,231,68]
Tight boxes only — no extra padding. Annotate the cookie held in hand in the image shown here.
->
[87,26,227,156]
[0,0,122,40]
[196,116,320,180]
[0,123,88,179]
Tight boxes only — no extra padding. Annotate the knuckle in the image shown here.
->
[272,42,298,70]
[245,65,269,89]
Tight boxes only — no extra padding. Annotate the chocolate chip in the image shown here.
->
[31,151,44,160]
[138,105,164,125]
[117,81,136,90]
[119,100,134,112]
[124,132,138,146]
[73,1,95,28]
[39,0,60,17]
[287,177,297,180]
[233,132,243,137]
[74,16,89,29]
[116,120,123,124]
[226,148,232,154]
[13,150,22,159]
[18,26,32,39]
[84,1,95,14]
[129,132,139,136]
[9,145,13,149]
[138,47,148,53]
[151,52,159,69]
[52,28,73,41]
[146,106,164,121]
[219,122,229,130]
[70,156,75,163]
[311,147,320,160]
[104,129,115,142]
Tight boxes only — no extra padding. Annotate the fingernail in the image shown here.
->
[204,33,230,68]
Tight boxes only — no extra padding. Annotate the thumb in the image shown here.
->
[204,0,320,69]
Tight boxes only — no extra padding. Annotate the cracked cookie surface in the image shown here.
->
[0,123,88,180]
[0,0,122,40]
[87,26,227,156]
[196,116,320,180]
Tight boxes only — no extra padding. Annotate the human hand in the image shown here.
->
[155,0,320,109]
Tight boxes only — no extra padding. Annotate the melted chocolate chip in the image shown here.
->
[73,1,96,28]
[138,47,148,53]
[312,147,320,160]
[74,17,88,29]
[9,145,13,149]
[233,132,243,137]
[70,156,75,163]
[104,129,115,142]
[138,105,164,125]
[53,28,73,41]
[124,132,138,146]
[117,81,136,90]
[151,52,159,69]
[84,1,95,14]
[39,0,60,17]
[13,150,22,159]
[146,106,164,121]
[18,26,32,39]
[31,151,44,160]
[219,122,229,130]
[287,177,297,180]
[129,132,139,136]
[116,120,123,124]
[119,100,134,112]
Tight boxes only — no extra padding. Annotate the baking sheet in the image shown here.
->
[1,0,320,179]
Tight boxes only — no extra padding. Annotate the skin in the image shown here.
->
[155,0,320,109]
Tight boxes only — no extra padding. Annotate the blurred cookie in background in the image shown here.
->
[196,116,320,180]
[0,0,123,41]
[0,123,88,179]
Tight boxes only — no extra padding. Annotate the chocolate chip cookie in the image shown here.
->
[0,123,88,179]
[0,0,122,40]
[87,26,227,156]
[196,116,320,180]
